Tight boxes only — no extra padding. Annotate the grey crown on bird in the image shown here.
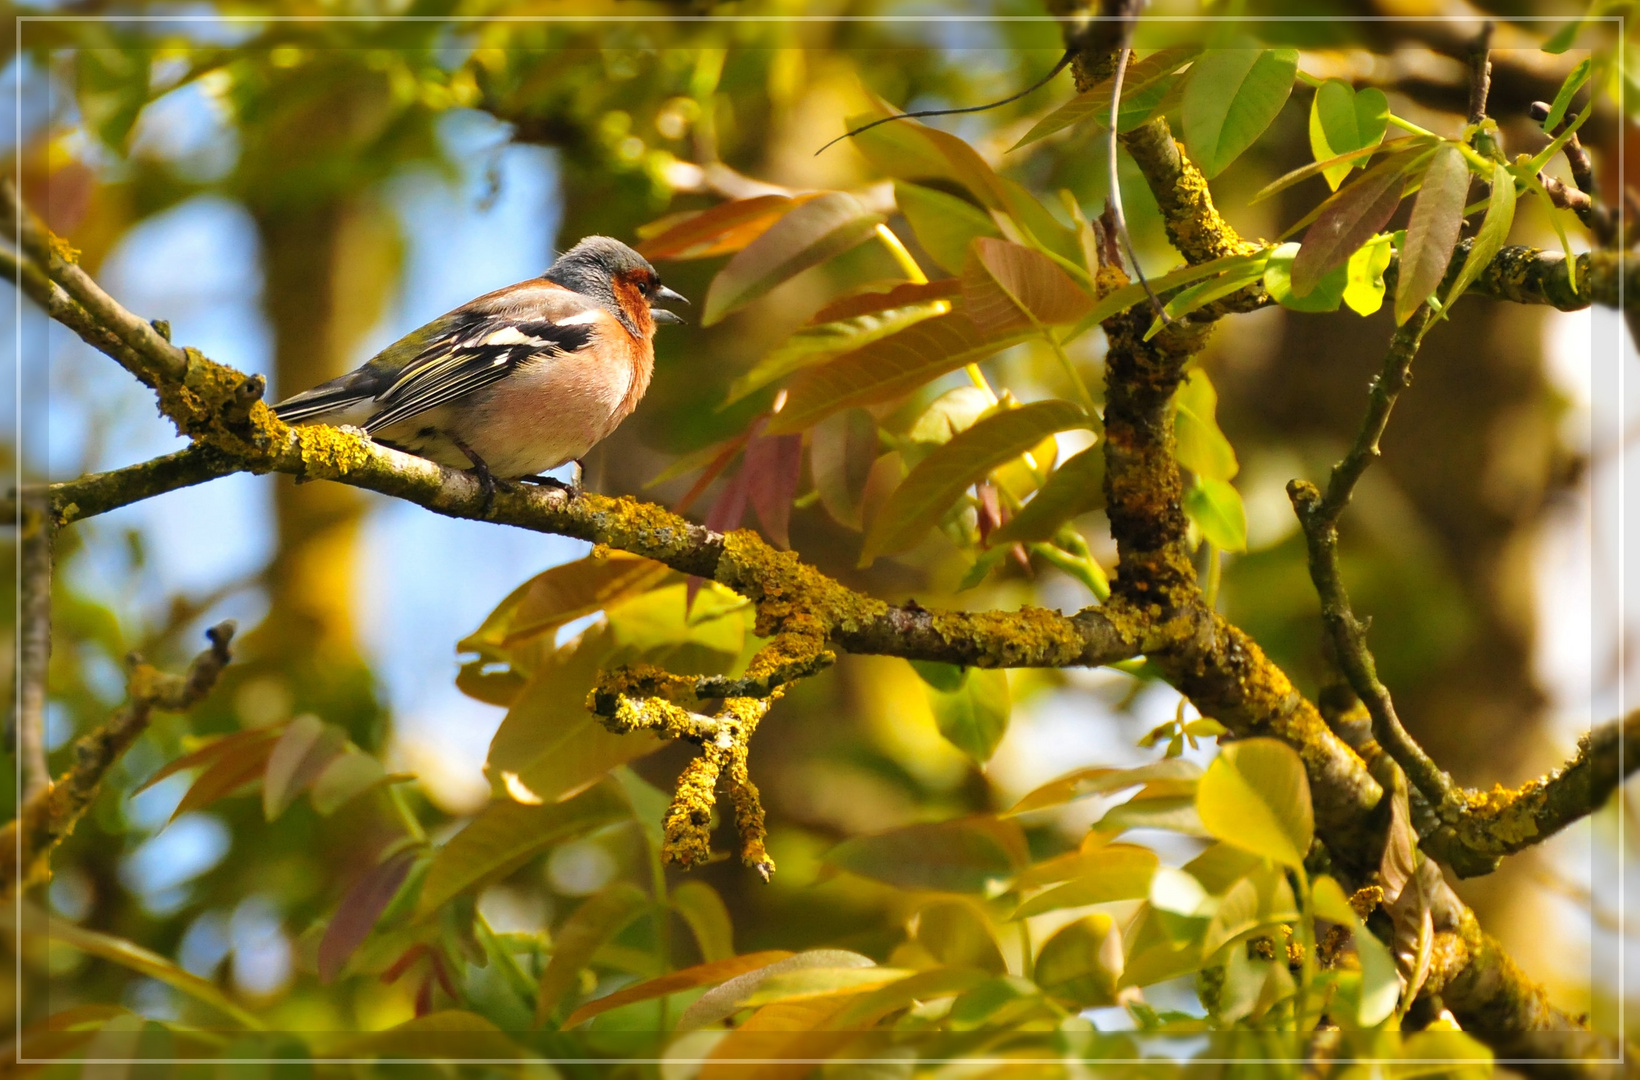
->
[272,236,687,495]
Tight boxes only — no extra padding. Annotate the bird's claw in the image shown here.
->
[519,474,581,498]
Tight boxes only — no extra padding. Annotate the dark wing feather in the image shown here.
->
[362,287,600,433]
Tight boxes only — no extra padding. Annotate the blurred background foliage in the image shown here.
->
[1,1,1631,1071]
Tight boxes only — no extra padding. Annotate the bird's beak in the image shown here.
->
[651,285,688,325]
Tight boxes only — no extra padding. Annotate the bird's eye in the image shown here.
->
[638,280,651,296]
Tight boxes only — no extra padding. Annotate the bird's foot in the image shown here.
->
[519,474,580,498]
[453,438,498,517]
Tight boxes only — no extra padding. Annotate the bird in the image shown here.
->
[271,236,687,506]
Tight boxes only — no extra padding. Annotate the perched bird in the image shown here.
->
[272,236,686,503]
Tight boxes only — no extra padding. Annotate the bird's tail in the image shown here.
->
[271,383,373,426]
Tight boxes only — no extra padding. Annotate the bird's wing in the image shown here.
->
[361,284,603,434]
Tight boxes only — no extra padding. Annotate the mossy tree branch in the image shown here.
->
[1,623,235,898]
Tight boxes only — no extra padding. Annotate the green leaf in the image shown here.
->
[1442,163,1516,317]
[1342,233,1394,316]
[1173,368,1237,482]
[1264,241,1346,313]
[961,238,1095,334]
[309,751,391,816]
[769,313,1032,435]
[909,658,967,693]
[860,399,1093,565]
[989,443,1105,545]
[1195,738,1314,868]
[676,949,876,1031]
[702,192,884,325]
[1033,915,1123,1008]
[1144,259,1269,337]
[77,48,152,151]
[39,914,265,1029]
[895,183,1001,274]
[831,967,994,1028]
[535,884,652,1025]
[1309,81,1389,190]
[740,966,915,1007]
[562,951,795,1028]
[1184,476,1247,552]
[1201,865,1299,957]
[1543,57,1592,131]
[672,881,735,963]
[915,901,1008,974]
[927,667,1011,764]
[722,302,948,409]
[1356,922,1401,1027]
[1096,794,1207,836]
[1252,136,1431,207]
[1290,148,1419,296]
[946,975,1049,1030]
[1395,144,1471,325]
[1310,874,1357,924]
[1013,845,1160,917]
[1181,49,1299,179]
[637,195,808,261]
[416,783,629,918]
[1011,46,1202,149]
[824,816,1029,894]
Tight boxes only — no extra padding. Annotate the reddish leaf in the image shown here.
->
[808,279,960,324]
[169,733,280,822]
[135,728,277,795]
[319,849,418,984]
[702,193,885,325]
[671,437,748,516]
[769,313,1032,435]
[962,238,1095,333]
[743,431,804,549]
[1394,143,1470,324]
[637,195,812,261]
[1290,149,1421,297]
[563,951,795,1028]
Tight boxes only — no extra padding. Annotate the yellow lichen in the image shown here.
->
[662,755,721,869]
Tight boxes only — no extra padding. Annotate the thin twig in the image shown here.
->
[1288,307,1459,812]
[15,502,52,805]
[1106,41,1170,326]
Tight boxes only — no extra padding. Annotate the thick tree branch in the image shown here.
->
[1,623,235,897]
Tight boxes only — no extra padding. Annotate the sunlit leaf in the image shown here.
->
[1395,144,1470,325]
[1184,476,1247,552]
[1095,794,1207,836]
[1311,874,1357,925]
[989,443,1104,545]
[702,192,884,325]
[1263,242,1345,313]
[1014,845,1160,917]
[896,182,1001,274]
[563,951,795,1028]
[946,975,1050,1030]
[723,302,949,409]
[1543,57,1592,131]
[1342,233,1394,316]
[1144,258,1268,337]
[860,399,1093,565]
[638,195,812,261]
[1201,865,1299,957]
[824,816,1029,894]
[1442,163,1516,317]
[484,628,666,805]
[1008,758,1201,815]
[460,553,669,657]
[1012,46,1201,149]
[1035,914,1124,1008]
[318,849,418,984]
[916,900,1008,974]
[677,949,876,1031]
[537,883,651,1025]
[1173,368,1237,482]
[961,238,1095,333]
[769,313,1032,435]
[740,966,914,1007]
[831,967,993,1028]
[1195,738,1314,868]
[926,667,1011,764]
[1290,148,1421,296]
[700,995,864,1077]
[672,880,736,964]
[1181,50,1299,179]
[416,782,628,918]
[1309,80,1388,190]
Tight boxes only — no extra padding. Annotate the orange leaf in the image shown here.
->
[563,950,795,1027]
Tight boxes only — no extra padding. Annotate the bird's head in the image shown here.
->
[544,236,687,339]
